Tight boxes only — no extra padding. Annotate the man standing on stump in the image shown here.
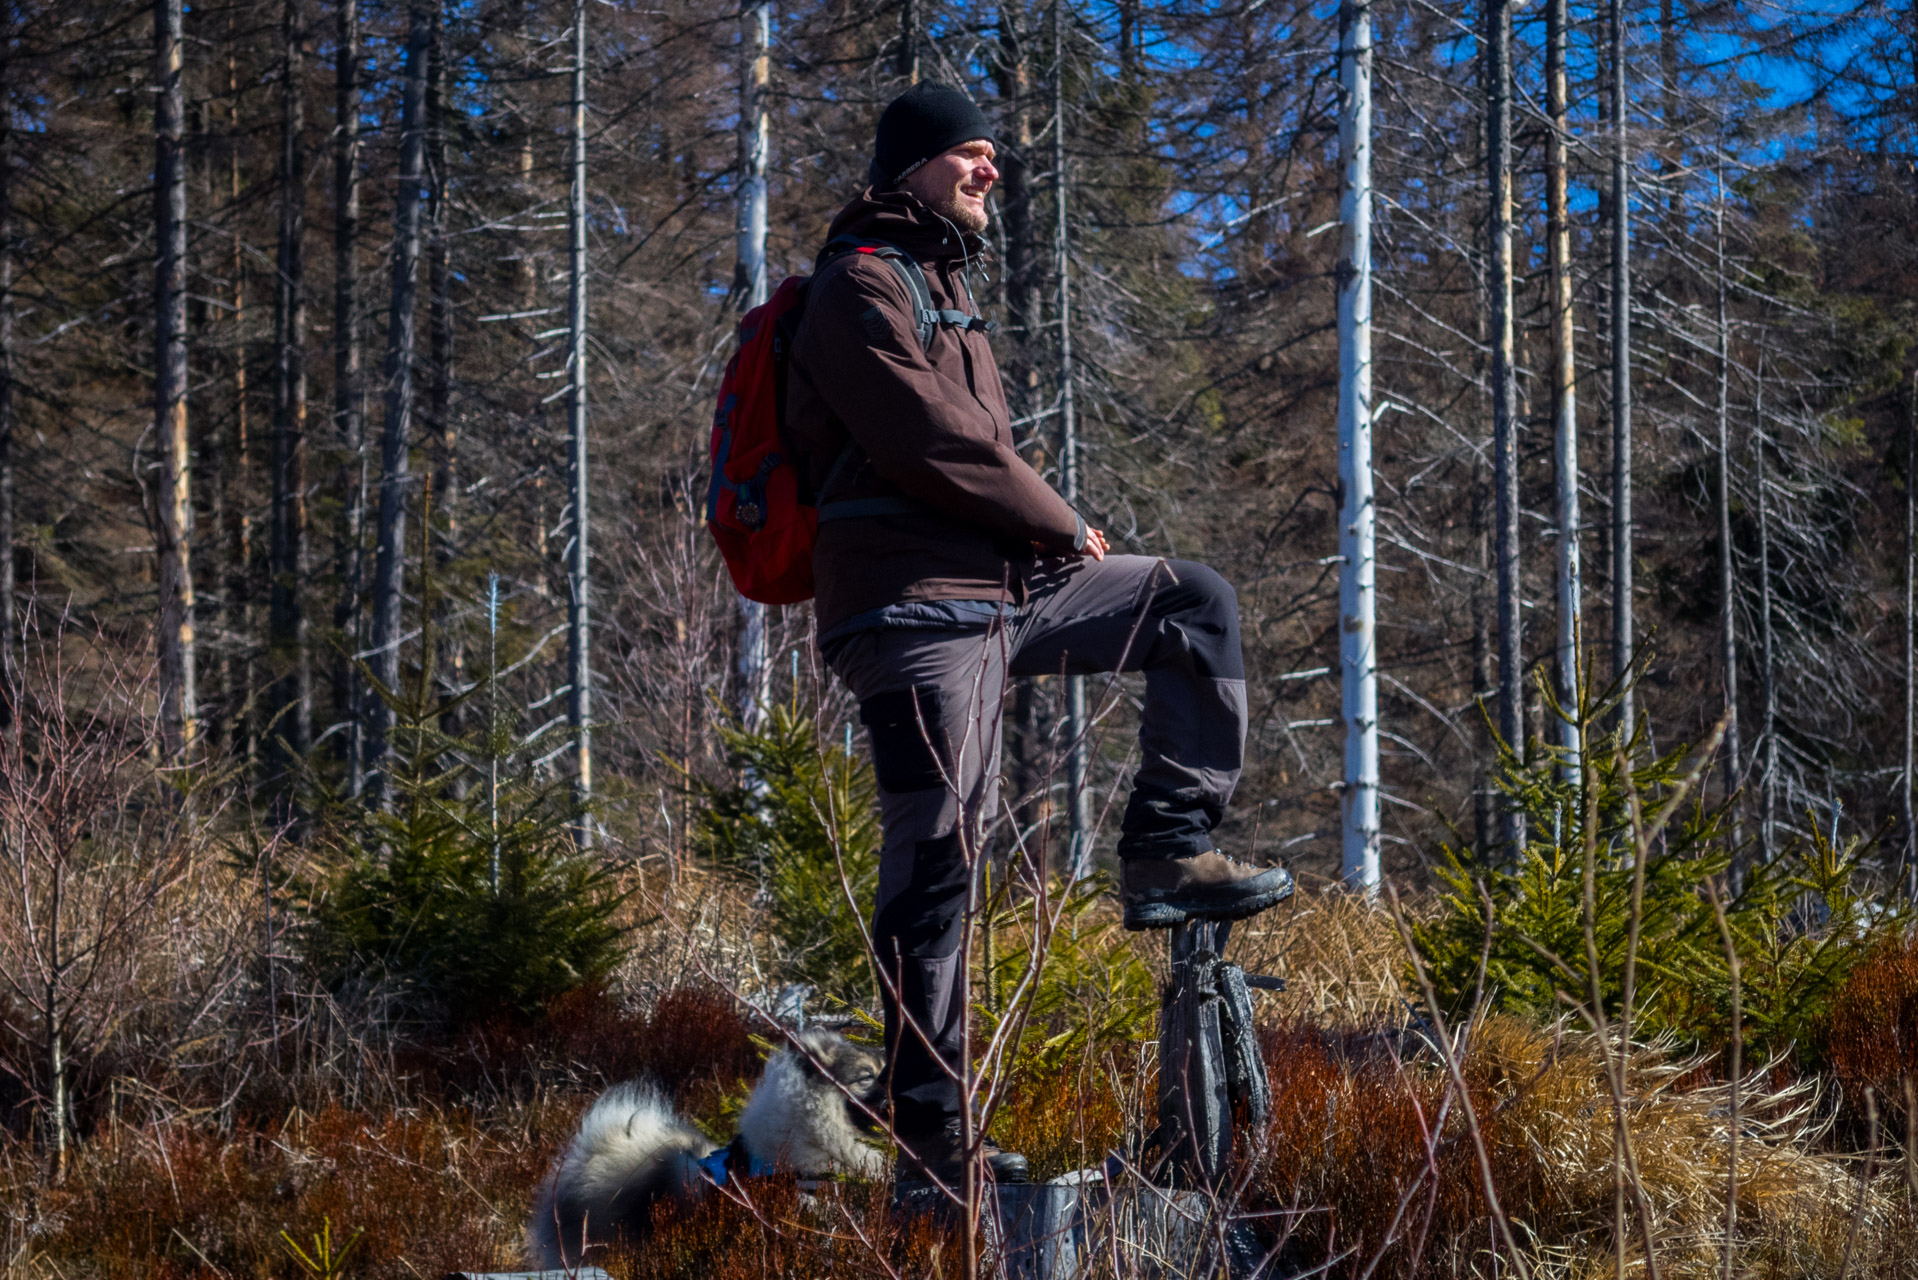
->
[787,82,1293,1186]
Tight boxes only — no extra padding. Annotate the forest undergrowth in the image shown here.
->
[6,876,1918,1279]
[6,656,1918,1278]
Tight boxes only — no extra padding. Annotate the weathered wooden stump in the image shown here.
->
[1156,918,1278,1189]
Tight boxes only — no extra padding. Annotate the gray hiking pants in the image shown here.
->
[821,554,1248,1137]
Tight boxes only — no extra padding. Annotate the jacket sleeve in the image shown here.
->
[800,256,1084,551]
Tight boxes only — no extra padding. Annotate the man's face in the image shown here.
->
[901,140,999,234]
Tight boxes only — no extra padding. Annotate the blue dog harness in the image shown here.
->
[695,1137,775,1188]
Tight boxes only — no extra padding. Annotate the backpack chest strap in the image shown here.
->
[926,308,998,336]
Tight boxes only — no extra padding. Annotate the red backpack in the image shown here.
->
[705,238,980,605]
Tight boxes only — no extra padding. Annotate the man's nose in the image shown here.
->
[978,159,999,184]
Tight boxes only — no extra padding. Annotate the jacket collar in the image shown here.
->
[819,187,990,268]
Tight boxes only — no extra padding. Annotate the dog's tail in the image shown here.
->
[526,1082,713,1269]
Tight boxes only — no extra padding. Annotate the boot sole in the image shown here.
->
[1122,878,1295,932]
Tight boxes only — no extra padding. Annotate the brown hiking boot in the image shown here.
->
[1120,851,1295,931]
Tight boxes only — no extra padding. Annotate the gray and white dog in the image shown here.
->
[525,1027,887,1268]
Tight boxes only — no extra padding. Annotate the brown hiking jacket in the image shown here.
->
[787,188,1084,633]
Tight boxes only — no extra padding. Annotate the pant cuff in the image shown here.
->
[1115,832,1215,862]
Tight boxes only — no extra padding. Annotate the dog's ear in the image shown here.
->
[791,1046,824,1081]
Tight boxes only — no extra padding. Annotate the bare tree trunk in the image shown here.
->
[898,0,918,81]
[1713,175,1739,828]
[427,1,461,749]
[269,0,312,783]
[1337,0,1378,893]
[996,5,1038,431]
[567,0,591,844]
[1488,0,1523,853]
[1472,478,1494,850]
[996,4,1045,836]
[1053,0,1089,879]
[1610,0,1634,736]
[154,0,197,758]
[333,0,365,793]
[1906,369,1916,898]
[365,2,433,804]
[223,39,255,770]
[0,28,15,736]
[1755,368,1775,861]
[1548,0,1580,777]
[733,0,769,734]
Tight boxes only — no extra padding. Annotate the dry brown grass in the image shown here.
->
[1231,876,1413,1025]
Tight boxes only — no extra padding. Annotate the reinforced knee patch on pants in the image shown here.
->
[860,684,951,793]
[874,831,968,958]
[1153,560,1244,681]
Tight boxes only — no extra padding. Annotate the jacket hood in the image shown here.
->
[818,187,990,268]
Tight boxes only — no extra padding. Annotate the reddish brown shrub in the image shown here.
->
[615,1177,961,1280]
[424,983,760,1119]
[22,1099,560,1278]
[1825,931,1918,1115]
[993,1054,1134,1181]
[1244,1023,1561,1279]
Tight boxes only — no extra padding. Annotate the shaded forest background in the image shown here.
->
[0,0,1913,882]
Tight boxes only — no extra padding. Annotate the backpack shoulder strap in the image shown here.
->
[819,235,941,350]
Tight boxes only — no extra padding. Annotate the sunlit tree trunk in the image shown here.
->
[996,2,1047,840]
[733,0,769,734]
[1337,0,1378,893]
[1548,0,1580,778]
[1755,369,1775,861]
[1488,0,1522,853]
[154,0,198,758]
[1713,176,1738,829]
[1053,0,1089,878]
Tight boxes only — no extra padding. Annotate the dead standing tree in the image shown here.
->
[153,0,197,758]
[731,0,771,734]
[1487,0,1521,852]
[566,0,592,844]
[268,0,312,784]
[364,2,435,806]
[1610,0,1634,735]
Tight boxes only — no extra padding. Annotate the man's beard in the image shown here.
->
[928,186,989,235]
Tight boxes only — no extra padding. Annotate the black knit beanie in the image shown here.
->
[869,82,995,189]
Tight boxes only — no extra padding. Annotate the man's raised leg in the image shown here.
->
[1009,555,1294,928]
